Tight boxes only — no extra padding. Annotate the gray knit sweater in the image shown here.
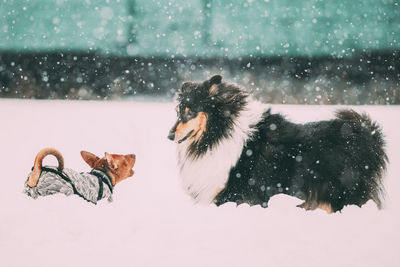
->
[24,166,113,204]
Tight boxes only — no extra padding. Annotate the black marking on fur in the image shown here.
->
[173,75,388,212]
[214,108,387,211]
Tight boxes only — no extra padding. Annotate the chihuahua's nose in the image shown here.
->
[167,132,175,141]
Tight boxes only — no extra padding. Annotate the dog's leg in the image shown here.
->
[317,203,333,214]
[297,201,318,210]
[298,201,333,214]
[297,192,319,211]
[297,202,308,209]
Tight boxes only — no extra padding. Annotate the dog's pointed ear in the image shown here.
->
[105,152,117,169]
[209,75,222,85]
[181,82,191,92]
[208,75,222,96]
[81,151,100,168]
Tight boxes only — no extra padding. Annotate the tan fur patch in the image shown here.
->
[175,112,208,143]
[191,112,207,142]
[209,84,219,95]
[317,203,333,214]
[298,201,334,214]
[213,182,227,200]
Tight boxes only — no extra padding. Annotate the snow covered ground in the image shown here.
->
[0,99,399,267]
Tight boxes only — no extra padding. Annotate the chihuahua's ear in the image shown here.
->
[81,151,100,168]
[105,152,117,169]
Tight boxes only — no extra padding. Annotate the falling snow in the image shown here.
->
[0,1,400,265]
[0,0,398,103]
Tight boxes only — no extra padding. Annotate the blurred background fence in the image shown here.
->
[0,0,399,104]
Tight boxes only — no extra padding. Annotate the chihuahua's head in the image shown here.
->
[80,151,136,186]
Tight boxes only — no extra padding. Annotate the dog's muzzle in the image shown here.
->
[167,132,175,141]
[168,120,179,141]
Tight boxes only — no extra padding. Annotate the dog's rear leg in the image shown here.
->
[297,201,333,214]
[297,202,308,209]
[317,203,333,214]
[297,201,317,210]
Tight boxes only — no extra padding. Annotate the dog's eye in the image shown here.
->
[181,108,196,121]
[183,107,194,116]
[187,109,196,117]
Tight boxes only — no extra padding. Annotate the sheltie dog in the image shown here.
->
[168,75,388,213]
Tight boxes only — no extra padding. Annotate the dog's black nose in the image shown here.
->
[168,132,175,141]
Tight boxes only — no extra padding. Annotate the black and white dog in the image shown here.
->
[168,75,388,213]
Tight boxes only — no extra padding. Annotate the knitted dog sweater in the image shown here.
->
[24,166,114,204]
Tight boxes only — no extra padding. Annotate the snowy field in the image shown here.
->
[1,99,399,267]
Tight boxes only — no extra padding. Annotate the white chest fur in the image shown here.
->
[176,100,268,204]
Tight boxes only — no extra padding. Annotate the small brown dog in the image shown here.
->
[24,148,136,204]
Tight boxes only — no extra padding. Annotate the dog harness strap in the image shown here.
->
[41,166,88,201]
[95,174,103,201]
[90,169,114,194]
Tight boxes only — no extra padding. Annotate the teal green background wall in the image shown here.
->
[1,0,399,57]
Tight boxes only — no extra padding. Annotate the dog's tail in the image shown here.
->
[27,148,64,188]
[336,109,388,208]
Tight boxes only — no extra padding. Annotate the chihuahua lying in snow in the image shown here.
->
[24,148,136,204]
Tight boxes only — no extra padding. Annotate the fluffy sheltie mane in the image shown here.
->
[173,75,249,157]
[168,75,268,203]
[168,75,388,212]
